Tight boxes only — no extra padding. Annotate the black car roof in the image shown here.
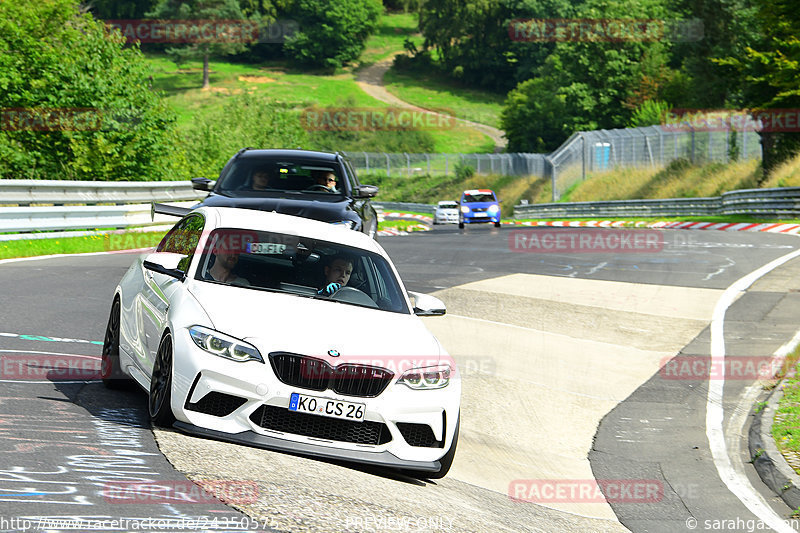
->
[234,149,340,162]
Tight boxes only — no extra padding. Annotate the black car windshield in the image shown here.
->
[462,192,496,203]
[195,228,409,314]
[216,159,343,196]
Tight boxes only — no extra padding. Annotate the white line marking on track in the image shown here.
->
[707,246,800,532]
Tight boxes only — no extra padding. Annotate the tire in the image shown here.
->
[458,220,464,229]
[494,220,501,227]
[149,332,176,427]
[100,298,129,389]
[407,413,460,480]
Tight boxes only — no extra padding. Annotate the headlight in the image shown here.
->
[397,364,451,390]
[188,326,263,363]
[331,220,357,230]
[460,206,470,214]
[487,205,500,214]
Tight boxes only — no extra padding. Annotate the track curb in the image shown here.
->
[749,381,800,511]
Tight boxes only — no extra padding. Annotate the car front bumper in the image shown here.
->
[172,421,442,472]
[169,328,461,467]
[462,213,500,224]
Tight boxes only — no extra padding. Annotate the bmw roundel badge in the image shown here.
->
[327,349,340,357]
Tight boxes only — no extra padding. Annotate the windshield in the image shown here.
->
[195,228,409,314]
[216,158,343,196]
[438,202,458,209]
[462,192,496,203]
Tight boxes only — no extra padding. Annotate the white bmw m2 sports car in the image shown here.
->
[101,207,460,478]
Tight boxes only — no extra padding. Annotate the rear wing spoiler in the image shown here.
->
[151,202,192,220]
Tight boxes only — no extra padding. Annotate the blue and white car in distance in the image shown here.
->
[458,189,501,228]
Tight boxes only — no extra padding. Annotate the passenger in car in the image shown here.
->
[309,170,338,192]
[204,238,251,287]
[317,254,353,296]
[251,169,271,191]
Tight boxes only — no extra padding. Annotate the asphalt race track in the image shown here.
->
[2,224,800,532]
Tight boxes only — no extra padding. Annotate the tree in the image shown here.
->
[668,0,760,108]
[500,77,572,152]
[146,0,255,88]
[500,0,677,151]
[180,93,309,178]
[716,0,800,178]
[0,0,182,180]
[281,0,382,69]
[418,0,574,92]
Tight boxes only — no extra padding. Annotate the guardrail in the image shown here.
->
[373,202,436,215]
[0,179,203,206]
[514,187,800,219]
[0,180,203,240]
[3,180,798,241]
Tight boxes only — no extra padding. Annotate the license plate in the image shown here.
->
[248,242,286,254]
[473,212,487,217]
[289,392,365,422]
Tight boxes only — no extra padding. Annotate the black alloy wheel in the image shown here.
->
[149,332,176,427]
[101,298,128,388]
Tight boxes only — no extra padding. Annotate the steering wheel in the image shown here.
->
[329,286,378,308]
[306,184,332,192]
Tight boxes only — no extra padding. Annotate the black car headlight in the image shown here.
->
[188,326,263,363]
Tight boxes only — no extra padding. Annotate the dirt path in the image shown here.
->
[355,56,507,152]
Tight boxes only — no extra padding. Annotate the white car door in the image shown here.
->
[138,214,204,376]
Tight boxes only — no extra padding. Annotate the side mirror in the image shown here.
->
[354,184,379,199]
[143,252,187,281]
[191,177,216,191]
[408,291,446,317]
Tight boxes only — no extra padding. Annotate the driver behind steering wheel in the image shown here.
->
[317,254,353,296]
[309,170,338,193]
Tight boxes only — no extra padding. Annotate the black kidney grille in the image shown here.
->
[332,364,394,397]
[186,392,247,417]
[250,405,391,445]
[396,423,443,448]
[269,352,394,398]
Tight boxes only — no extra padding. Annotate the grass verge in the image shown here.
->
[383,68,505,129]
[771,346,800,475]
[0,231,167,261]
[359,13,423,67]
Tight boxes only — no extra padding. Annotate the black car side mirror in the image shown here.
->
[191,177,216,191]
[354,184,379,199]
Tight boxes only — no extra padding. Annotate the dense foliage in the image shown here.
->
[180,93,310,178]
[281,0,382,69]
[0,0,182,180]
[146,0,255,88]
[414,0,800,174]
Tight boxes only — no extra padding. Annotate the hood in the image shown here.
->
[187,282,443,369]
[463,201,498,209]
[201,194,354,223]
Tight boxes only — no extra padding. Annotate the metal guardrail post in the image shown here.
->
[547,156,558,202]
[581,134,586,181]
